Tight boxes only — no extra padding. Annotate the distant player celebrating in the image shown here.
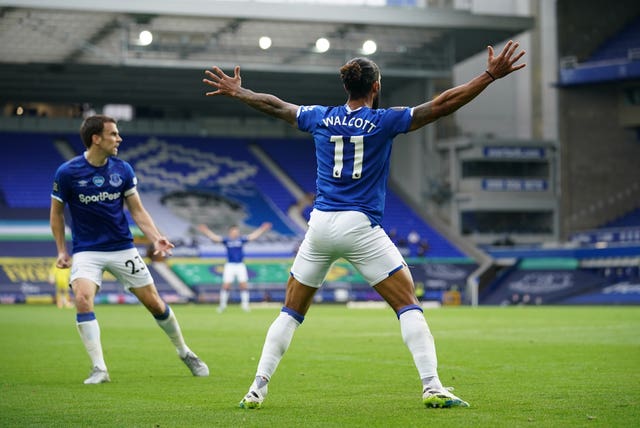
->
[50,115,209,384]
[197,222,272,312]
[204,41,525,408]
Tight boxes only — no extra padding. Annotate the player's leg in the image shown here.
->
[239,281,250,311]
[56,285,64,308]
[240,276,317,409]
[344,219,440,387]
[241,211,332,409]
[110,248,209,376]
[63,285,74,308]
[238,264,250,312]
[257,277,318,379]
[373,269,439,381]
[219,263,233,312]
[374,271,468,408]
[219,283,230,312]
[72,278,109,383]
[70,252,110,384]
[128,283,209,376]
[345,218,468,408]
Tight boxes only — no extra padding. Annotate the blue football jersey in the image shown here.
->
[223,237,249,263]
[297,104,413,226]
[51,154,137,253]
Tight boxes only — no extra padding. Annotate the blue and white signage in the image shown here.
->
[483,146,546,159]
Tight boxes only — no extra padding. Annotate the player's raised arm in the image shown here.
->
[409,40,526,131]
[247,222,272,241]
[197,223,224,243]
[203,65,299,126]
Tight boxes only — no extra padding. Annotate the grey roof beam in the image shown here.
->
[62,17,122,64]
[0,0,533,32]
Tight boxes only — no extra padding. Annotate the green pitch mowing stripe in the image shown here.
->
[0,305,638,427]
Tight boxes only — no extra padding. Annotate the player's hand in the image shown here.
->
[203,65,242,97]
[486,40,526,80]
[153,236,175,257]
[56,252,72,269]
[262,222,272,231]
[196,223,209,233]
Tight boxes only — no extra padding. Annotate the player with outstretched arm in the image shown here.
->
[197,222,272,312]
[203,41,525,408]
[50,115,209,384]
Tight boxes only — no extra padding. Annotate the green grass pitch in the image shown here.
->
[0,304,638,427]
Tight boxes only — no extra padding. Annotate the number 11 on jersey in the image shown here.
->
[330,135,364,179]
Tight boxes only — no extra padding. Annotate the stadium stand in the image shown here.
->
[52,133,301,238]
[603,207,640,228]
[567,205,640,247]
[559,15,640,86]
[588,16,640,63]
[5,130,638,308]
[254,138,316,194]
[0,130,471,305]
[0,131,465,258]
[0,132,67,208]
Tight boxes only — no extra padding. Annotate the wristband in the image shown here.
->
[485,70,496,81]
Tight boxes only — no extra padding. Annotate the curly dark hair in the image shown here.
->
[339,57,380,100]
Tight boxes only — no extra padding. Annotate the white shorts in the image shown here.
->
[223,262,249,284]
[291,210,407,288]
[70,248,154,289]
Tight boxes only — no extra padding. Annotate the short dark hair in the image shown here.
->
[339,57,380,100]
[80,115,117,149]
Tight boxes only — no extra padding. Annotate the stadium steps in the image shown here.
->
[247,143,308,231]
[152,261,195,300]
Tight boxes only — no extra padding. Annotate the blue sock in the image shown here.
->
[153,304,171,321]
[281,306,305,324]
[76,312,96,323]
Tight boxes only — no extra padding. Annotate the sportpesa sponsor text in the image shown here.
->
[79,191,121,204]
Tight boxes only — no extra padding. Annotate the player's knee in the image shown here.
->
[141,294,165,315]
[74,293,92,311]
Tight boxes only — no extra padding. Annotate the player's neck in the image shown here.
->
[346,93,375,110]
[84,149,108,167]
[346,99,370,110]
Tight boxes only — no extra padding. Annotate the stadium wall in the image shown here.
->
[557,1,640,237]
[559,86,640,234]
[388,78,434,205]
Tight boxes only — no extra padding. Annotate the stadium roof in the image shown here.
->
[0,0,533,118]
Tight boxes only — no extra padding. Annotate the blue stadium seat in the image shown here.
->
[604,207,640,228]
[0,132,69,208]
[588,16,640,62]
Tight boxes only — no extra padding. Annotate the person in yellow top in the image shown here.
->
[49,261,73,308]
